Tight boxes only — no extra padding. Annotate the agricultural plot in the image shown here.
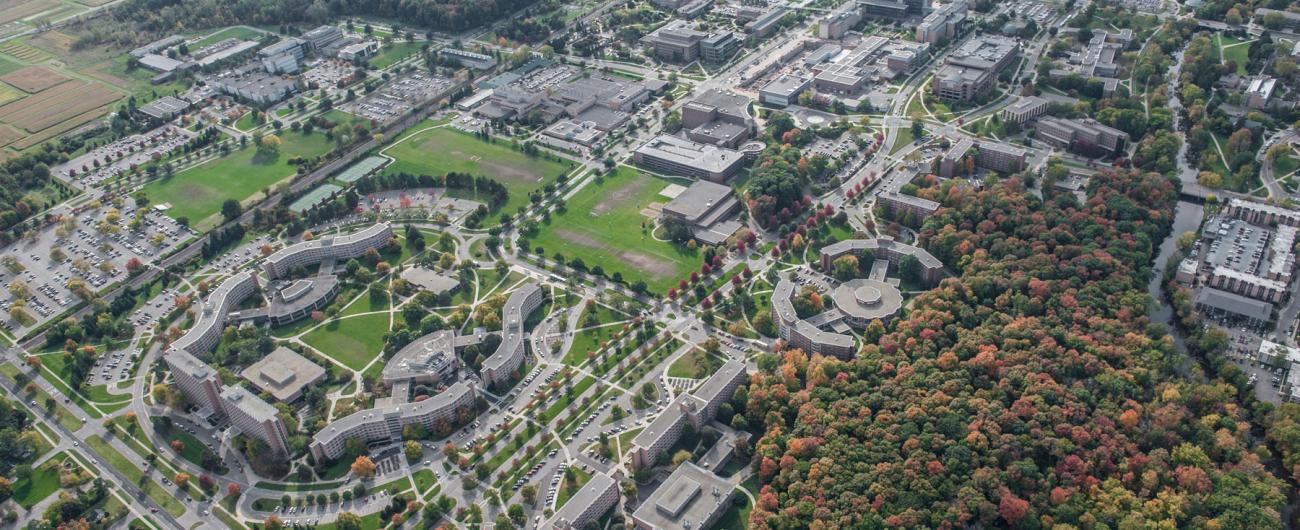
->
[0,0,61,25]
[383,123,573,220]
[528,166,700,293]
[0,65,70,92]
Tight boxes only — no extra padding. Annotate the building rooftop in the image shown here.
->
[662,180,735,224]
[1005,95,1047,114]
[635,135,744,175]
[692,359,746,407]
[831,278,903,321]
[138,96,190,119]
[687,89,750,121]
[633,462,733,530]
[315,381,475,446]
[552,472,617,527]
[384,330,457,383]
[240,347,326,402]
[220,385,281,423]
[1196,287,1273,322]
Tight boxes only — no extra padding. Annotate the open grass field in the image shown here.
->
[384,123,574,219]
[11,452,64,508]
[301,313,391,371]
[528,166,699,294]
[192,26,265,48]
[142,130,334,224]
[1217,35,1250,76]
[667,348,724,379]
[369,41,425,69]
[84,435,186,517]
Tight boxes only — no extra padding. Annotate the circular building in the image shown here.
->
[832,278,903,327]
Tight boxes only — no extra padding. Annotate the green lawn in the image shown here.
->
[1217,35,1250,75]
[164,429,224,473]
[554,467,592,509]
[527,167,700,293]
[383,123,574,222]
[12,452,65,508]
[715,491,752,530]
[562,304,630,365]
[667,348,724,379]
[892,127,915,155]
[1274,154,1300,178]
[192,26,266,48]
[0,364,84,431]
[413,468,437,492]
[542,377,595,422]
[301,313,391,371]
[142,130,334,225]
[369,41,426,69]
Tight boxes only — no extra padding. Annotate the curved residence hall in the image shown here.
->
[262,222,395,279]
[481,283,544,388]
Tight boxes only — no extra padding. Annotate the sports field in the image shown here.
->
[142,130,334,224]
[383,123,573,220]
[528,166,700,293]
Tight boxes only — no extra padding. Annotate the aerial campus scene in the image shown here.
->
[2,0,1300,528]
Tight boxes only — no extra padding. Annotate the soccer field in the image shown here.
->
[528,166,700,293]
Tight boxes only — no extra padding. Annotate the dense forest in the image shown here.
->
[744,171,1291,528]
[78,0,540,49]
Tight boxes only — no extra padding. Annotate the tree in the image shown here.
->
[910,120,923,140]
[350,456,377,479]
[671,449,691,467]
[335,512,363,530]
[221,199,242,221]
[258,134,282,153]
[832,255,859,280]
[405,440,423,462]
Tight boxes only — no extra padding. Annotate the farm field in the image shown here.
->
[383,122,574,221]
[140,130,334,225]
[527,166,700,293]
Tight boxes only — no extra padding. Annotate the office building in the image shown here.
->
[916,1,966,44]
[1245,76,1277,109]
[263,223,393,279]
[1034,117,1128,156]
[858,0,930,19]
[546,473,619,530]
[683,89,752,148]
[260,38,305,62]
[634,135,749,182]
[339,41,380,61]
[208,64,298,104]
[745,8,788,37]
[818,7,862,39]
[304,25,345,52]
[221,385,292,456]
[632,462,734,530]
[261,52,299,74]
[137,96,190,120]
[932,35,1018,102]
[544,120,606,146]
[759,75,811,107]
[771,278,856,359]
[642,20,741,64]
[1001,95,1047,124]
[976,141,1026,174]
[481,283,544,387]
[240,346,326,403]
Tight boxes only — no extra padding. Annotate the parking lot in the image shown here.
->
[54,125,197,191]
[0,197,192,336]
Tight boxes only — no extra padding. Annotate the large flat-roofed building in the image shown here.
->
[976,141,1026,174]
[546,473,619,530]
[171,271,259,356]
[634,135,748,182]
[1034,117,1128,156]
[208,64,298,104]
[916,0,966,44]
[230,275,341,327]
[481,284,544,387]
[820,238,944,284]
[682,89,752,148]
[878,192,940,224]
[544,120,606,146]
[642,20,741,64]
[263,223,393,279]
[165,349,226,417]
[1001,95,1047,124]
[932,35,1018,102]
[630,360,747,469]
[759,74,810,107]
[632,462,734,530]
[310,382,477,461]
[745,7,788,37]
[1208,266,1287,303]
[661,180,742,245]
[1245,76,1277,109]
[240,346,326,402]
[131,35,185,58]
[260,38,305,61]
[221,385,291,456]
[858,0,930,19]
[304,25,345,52]
[138,96,191,121]
[384,330,460,386]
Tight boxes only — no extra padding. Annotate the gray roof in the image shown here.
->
[687,89,750,121]
[552,472,617,527]
[167,348,215,380]
[314,381,475,447]
[384,330,456,383]
[633,462,733,530]
[692,359,745,408]
[1196,287,1273,322]
[483,283,543,374]
[760,74,810,97]
[662,180,735,224]
[220,385,281,423]
[139,96,190,118]
[635,135,745,174]
[240,346,326,402]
